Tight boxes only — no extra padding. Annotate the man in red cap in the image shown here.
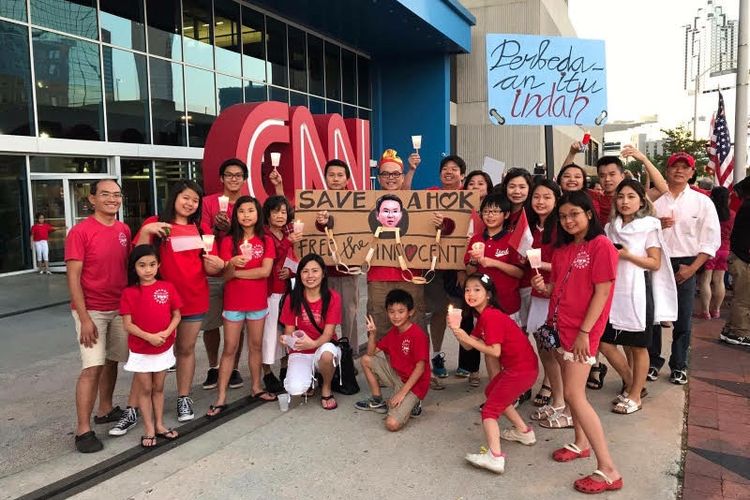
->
[649,152,721,384]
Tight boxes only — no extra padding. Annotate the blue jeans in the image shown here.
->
[648,257,696,372]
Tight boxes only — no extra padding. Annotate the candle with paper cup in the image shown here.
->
[293,219,304,234]
[411,135,422,152]
[240,239,252,258]
[471,241,485,260]
[201,234,215,252]
[218,195,229,213]
[447,304,462,330]
[278,393,291,412]
[270,152,281,168]
[526,248,542,274]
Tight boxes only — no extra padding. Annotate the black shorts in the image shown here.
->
[602,272,654,348]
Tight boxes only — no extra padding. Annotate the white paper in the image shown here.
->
[170,235,204,252]
[482,156,505,186]
[283,257,299,273]
[526,248,542,268]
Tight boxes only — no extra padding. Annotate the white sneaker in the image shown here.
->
[465,450,505,474]
[501,425,537,445]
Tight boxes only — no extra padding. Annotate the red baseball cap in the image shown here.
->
[667,152,695,168]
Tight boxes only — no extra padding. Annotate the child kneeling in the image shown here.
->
[355,289,430,431]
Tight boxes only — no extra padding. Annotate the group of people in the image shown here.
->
[64,137,746,495]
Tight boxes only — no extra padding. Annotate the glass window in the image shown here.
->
[326,100,341,114]
[342,49,356,104]
[149,57,186,146]
[0,22,34,136]
[155,160,189,213]
[31,0,98,40]
[100,0,145,52]
[269,86,288,104]
[288,26,306,92]
[0,155,30,272]
[343,105,357,118]
[1,0,27,21]
[358,56,370,107]
[265,17,287,88]
[358,108,370,121]
[189,160,202,186]
[33,29,103,141]
[213,0,241,76]
[29,155,107,173]
[184,66,215,147]
[146,0,182,61]
[307,35,324,97]
[121,159,153,234]
[290,91,307,107]
[104,47,149,143]
[216,74,242,113]
[324,42,341,101]
[183,0,213,69]
[240,6,265,82]
[244,80,266,102]
[309,96,325,114]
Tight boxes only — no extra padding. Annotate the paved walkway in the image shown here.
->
[0,271,68,317]
[682,313,750,500]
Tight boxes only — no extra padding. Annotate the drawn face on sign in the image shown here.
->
[377,199,403,228]
[368,194,409,237]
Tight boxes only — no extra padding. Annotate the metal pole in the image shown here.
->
[544,125,555,180]
[694,52,701,138]
[734,0,749,183]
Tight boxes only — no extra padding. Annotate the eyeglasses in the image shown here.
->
[559,210,586,221]
[378,172,403,179]
[223,173,245,180]
[481,209,503,216]
[96,191,123,199]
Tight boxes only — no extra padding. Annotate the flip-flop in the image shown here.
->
[321,394,338,410]
[251,391,277,402]
[573,470,623,493]
[206,404,228,417]
[141,435,157,448]
[156,428,179,440]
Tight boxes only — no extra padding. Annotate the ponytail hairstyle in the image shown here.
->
[710,186,731,222]
[464,273,504,313]
[290,253,331,319]
[127,244,160,287]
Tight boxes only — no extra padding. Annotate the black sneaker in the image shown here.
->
[647,367,659,381]
[279,367,287,382]
[93,406,124,424]
[177,396,195,422]
[720,330,750,346]
[167,364,176,373]
[354,397,387,413]
[202,367,219,390]
[108,406,138,436]
[669,370,688,385]
[410,401,423,418]
[262,372,283,393]
[432,352,448,378]
[75,431,103,453]
[229,369,244,389]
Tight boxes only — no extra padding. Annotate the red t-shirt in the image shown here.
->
[267,229,294,294]
[719,211,736,252]
[548,235,618,346]
[472,307,538,372]
[528,225,556,298]
[202,193,235,239]
[120,280,182,355]
[377,322,431,400]
[31,223,55,241]
[65,217,130,311]
[135,216,214,316]
[279,289,342,354]
[220,234,275,311]
[588,190,613,223]
[465,230,523,314]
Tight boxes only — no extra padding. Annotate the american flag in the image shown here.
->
[707,92,734,187]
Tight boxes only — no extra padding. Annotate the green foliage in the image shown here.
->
[655,125,709,177]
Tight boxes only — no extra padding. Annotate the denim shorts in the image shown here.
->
[223,308,269,322]
[181,313,206,323]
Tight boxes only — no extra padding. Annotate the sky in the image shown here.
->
[568,0,740,135]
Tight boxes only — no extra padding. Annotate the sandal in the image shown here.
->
[141,435,157,448]
[251,391,277,402]
[430,375,446,391]
[573,470,623,494]
[552,443,591,462]
[156,428,179,440]
[468,372,481,388]
[533,384,552,407]
[612,397,641,415]
[206,404,228,417]
[531,404,564,421]
[321,394,338,410]
[586,364,608,390]
[539,410,574,429]
[612,387,648,405]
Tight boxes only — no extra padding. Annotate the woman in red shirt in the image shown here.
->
[531,191,622,494]
[698,187,736,319]
[134,180,224,423]
[31,213,56,274]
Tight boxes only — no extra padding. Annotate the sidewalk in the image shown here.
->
[682,313,750,500]
[0,271,68,317]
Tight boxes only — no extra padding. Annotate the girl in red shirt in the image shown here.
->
[207,196,276,416]
[531,191,622,494]
[31,213,57,274]
[120,245,182,448]
[135,180,224,423]
[449,273,538,475]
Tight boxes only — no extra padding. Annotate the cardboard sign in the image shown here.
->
[294,190,479,270]
[486,34,607,126]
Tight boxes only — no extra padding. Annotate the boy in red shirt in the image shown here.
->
[355,289,430,431]
[31,212,56,274]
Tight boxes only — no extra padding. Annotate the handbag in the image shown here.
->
[532,261,574,351]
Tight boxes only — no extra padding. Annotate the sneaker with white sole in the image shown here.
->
[354,397,387,414]
[177,396,195,422]
[108,406,138,436]
[500,425,536,445]
[669,369,688,385]
[720,330,750,346]
[410,401,422,418]
[202,367,219,390]
[465,449,505,474]
[647,367,659,381]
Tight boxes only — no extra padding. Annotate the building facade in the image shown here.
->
[0,0,474,274]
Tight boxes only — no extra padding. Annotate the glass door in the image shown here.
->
[68,180,97,225]
[30,179,67,265]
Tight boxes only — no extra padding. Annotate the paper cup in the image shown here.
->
[271,152,281,168]
[201,234,215,252]
[278,393,290,412]
[526,248,542,269]
[471,241,485,259]
[293,220,304,234]
[240,242,253,259]
[447,308,462,329]
[411,135,422,150]
[284,334,298,349]
[218,195,229,213]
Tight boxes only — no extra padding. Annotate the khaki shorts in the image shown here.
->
[73,310,129,369]
[370,351,420,427]
[201,277,224,331]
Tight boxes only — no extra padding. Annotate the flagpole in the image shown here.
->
[734,0,749,183]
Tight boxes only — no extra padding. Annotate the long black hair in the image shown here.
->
[556,163,587,192]
[229,195,265,255]
[464,273,503,313]
[710,186,731,222]
[555,190,604,247]
[528,178,561,245]
[290,253,331,320]
[159,179,203,225]
[127,244,160,286]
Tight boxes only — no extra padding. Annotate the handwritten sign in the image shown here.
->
[294,190,479,270]
[486,34,607,126]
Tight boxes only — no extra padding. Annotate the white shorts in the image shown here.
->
[262,293,284,365]
[283,343,341,396]
[527,296,551,335]
[516,286,532,328]
[34,240,49,262]
[124,348,176,373]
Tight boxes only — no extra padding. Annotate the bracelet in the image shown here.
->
[578,329,590,335]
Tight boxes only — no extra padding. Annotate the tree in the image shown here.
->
[655,125,709,178]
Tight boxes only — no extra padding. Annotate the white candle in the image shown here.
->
[271,152,281,168]
[411,135,422,150]
[218,195,229,212]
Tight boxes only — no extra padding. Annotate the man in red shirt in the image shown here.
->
[65,179,133,453]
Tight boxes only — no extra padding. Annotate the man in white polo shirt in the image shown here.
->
[648,152,721,385]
